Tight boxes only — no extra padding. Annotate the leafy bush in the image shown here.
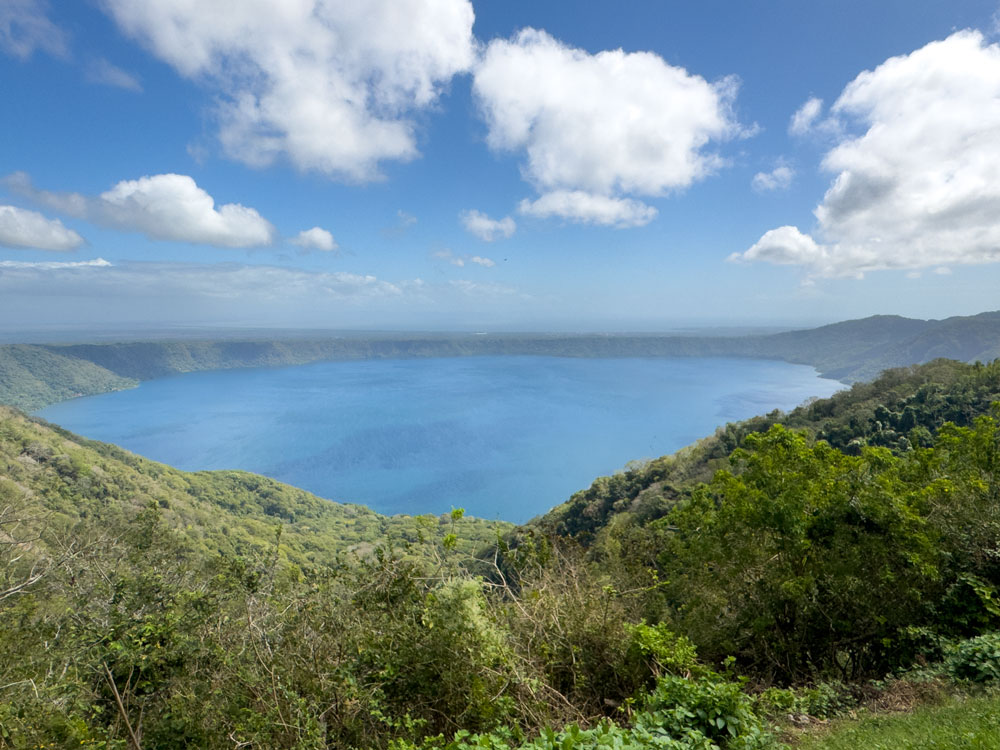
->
[756,681,855,720]
[641,674,771,749]
[659,425,942,681]
[626,621,700,678]
[945,631,1000,682]
[391,672,779,750]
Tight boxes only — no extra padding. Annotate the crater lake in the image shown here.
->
[36,355,841,522]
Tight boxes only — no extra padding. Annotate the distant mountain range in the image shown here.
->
[2,311,1000,411]
[739,311,1000,382]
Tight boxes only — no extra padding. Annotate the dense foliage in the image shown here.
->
[656,420,998,680]
[536,358,1000,539]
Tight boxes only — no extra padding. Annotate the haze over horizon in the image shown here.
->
[3,1,1000,331]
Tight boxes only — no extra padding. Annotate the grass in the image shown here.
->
[793,691,1000,750]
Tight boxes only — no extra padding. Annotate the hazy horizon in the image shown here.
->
[0,315,941,345]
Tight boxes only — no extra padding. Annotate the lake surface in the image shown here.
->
[37,356,841,522]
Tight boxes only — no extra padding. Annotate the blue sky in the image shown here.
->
[2,0,1000,332]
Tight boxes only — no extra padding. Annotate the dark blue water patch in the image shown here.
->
[36,356,841,522]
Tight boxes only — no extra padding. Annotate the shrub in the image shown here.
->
[945,631,1000,683]
[640,674,771,749]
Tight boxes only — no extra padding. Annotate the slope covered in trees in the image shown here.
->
[0,406,506,569]
[0,344,135,411]
[533,358,1000,540]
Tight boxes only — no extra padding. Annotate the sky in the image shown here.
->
[2,0,1000,333]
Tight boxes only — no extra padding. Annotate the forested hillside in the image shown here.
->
[0,406,506,568]
[533,358,1000,540]
[2,311,1000,411]
[0,344,135,411]
[3,360,1000,748]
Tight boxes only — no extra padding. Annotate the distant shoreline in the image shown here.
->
[3,310,999,412]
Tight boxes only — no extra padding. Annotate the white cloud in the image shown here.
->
[730,226,826,267]
[519,191,657,228]
[101,0,476,181]
[736,31,1000,279]
[473,28,741,227]
[460,209,515,241]
[751,164,795,192]
[0,257,111,269]
[292,227,338,252]
[0,205,84,251]
[99,174,276,247]
[432,249,495,268]
[7,172,276,248]
[0,0,67,60]
[85,58,142,92]
[789,96,823,135]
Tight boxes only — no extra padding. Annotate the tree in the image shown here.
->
[659,425,939,681]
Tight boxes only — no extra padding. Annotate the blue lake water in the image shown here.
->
[36,356,841,522]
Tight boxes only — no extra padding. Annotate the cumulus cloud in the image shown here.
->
[473,28,741,227]
[730,226,826,267]
[85,58,142,91]
[7,172,276,248]
[292,227,338,252]
[789,96,823,135]
[751,164,795,192]
[460,209,515,241]
[0,0,67,60]
[0,205,84,251]
[735,31,1000,279]
[519,191,657,228]
[101,0,476,181]
[433,249,496,268]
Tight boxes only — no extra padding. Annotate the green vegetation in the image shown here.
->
[2,310,1000,410]
[534,358,1000,540]
[0,344,135,411]
[0,406,507,567]
[3,359,1000,747]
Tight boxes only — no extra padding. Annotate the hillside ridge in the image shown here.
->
[0,405,508,568]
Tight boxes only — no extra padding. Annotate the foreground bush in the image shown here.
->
[393,670,778,750]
